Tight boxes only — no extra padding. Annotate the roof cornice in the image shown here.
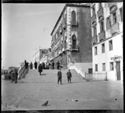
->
[50,3,90,36]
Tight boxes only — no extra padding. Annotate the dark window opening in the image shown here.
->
[71,11,77,25]
[72,35,77,49]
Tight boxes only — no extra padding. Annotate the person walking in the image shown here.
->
[14,68,18,83]
[30,62,33,69]
[34,61,37,69]
[52,62,54,69]
[57,61,60,70]
[57,68,62,85]
[38,63,43,75]
[67,69,72,83]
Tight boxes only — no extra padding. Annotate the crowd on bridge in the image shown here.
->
[3,60,72,85]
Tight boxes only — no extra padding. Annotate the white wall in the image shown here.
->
[93,33,123,81]
[68,62,92,78]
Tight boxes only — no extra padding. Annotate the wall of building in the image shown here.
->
[66,5,92,64]
[92,3,123,81]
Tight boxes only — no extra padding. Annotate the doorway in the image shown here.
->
[116,61,121,80]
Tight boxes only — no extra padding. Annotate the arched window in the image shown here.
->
[72,35,77,49]
[71,11,76,25]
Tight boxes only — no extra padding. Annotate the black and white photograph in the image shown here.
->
[1,2,123,112]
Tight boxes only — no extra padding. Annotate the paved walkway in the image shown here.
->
[1,69,123,110]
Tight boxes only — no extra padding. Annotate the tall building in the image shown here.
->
[33,49,48,63]
[91,3,123,81]
[50,3,92,71]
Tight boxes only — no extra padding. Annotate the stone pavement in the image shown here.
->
[1,69,123,110]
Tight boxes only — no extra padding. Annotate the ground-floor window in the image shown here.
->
[95,64,98,72]
[110,62,114,71]
[102,63,106,71]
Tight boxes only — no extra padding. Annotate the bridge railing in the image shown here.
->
[18,63,29,79]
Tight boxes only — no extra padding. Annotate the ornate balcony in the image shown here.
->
[97,7,104,19]
[108,3,117,8]
[92,35,98,45]
[111,22,120,36]
[71,45,79,52]
[98,30,105,42]
[71,21,78,27]
[91,14,96,24]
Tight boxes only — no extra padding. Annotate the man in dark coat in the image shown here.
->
[67,69,72,83]
[52,62,54,69]
[57,68,62,85]
[38,63,43,75]
[30,62,33,69]
[34,61,37,69]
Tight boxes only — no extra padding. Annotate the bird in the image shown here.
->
[42,101,48,106]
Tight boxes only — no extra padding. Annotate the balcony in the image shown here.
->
[92,35,98,45]
[97,7,104,19]
[71,46,79,52]
[108,3,117,8]
[71,21,78,27]
[91,14,96,24]
[98,30,105,42]
[111,22,120,36]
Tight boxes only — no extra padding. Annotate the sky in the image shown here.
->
[2,3,65,69]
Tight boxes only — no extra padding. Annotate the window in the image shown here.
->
[120,7,123,21]
[92,5,95,16]
[95,64,98,71]
[109,40,113,51]
[99,3,102,9]
[102,63,106,71]
[106,16,111,30]
[100,20,104,32]
[72,35,77,49]
[102,43,105,53]
[71,11,77,25]
[112,11,117,24]
[95,46,97,55]
[110,62,114,70]
[93,25,97,37]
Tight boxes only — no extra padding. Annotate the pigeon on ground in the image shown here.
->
[42,101,48,106]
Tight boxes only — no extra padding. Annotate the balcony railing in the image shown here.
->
[111,22,119,36]
[98,30,105,42]
[108,3,117,8]
[71,21,78,27]
[91,13,96,24]
[97,7,104,19]
[71,45,79,52]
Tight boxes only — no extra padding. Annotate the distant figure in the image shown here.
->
[42,62,45,69]
[52,62,54,69]
[24,60,28,69]
[11,68,18,83]
[14,68,18,83]
[57,61,60,70]
[67,69,72,83]
[38,63,43,75]
[57,68,62,85]
[34,61,37,69]
[30,62,33,69]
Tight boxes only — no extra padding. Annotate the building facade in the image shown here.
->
[51,3,92,70]
[91,3,123,81]
[33,49,49,63]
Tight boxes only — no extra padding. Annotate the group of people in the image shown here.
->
[51,61,62,70]
[30,61,44,75]
[9,59,72,84]
[57,69,72,85]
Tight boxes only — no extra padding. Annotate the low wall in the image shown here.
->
[68,62,92,78]
[85,72,107,80]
